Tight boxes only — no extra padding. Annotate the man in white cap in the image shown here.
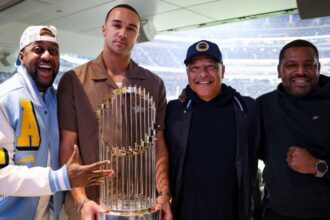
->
[0,25,114,220]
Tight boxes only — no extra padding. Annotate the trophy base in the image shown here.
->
[100,209,160,220]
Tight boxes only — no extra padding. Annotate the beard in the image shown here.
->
[27,67,58,92]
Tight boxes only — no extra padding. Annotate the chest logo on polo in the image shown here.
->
[16,99,40,150]
[312,115,319,120]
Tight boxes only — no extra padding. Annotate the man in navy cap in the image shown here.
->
[165,40,260,220]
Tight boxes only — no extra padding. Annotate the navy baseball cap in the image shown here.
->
[184,40,223,65]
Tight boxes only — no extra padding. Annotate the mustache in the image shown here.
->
[38,61,53,65]
[290,74,310,79]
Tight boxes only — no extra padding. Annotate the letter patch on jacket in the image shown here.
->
[0,147,9,168]
[16,99,40,150]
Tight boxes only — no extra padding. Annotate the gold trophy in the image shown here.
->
[97,86,160,220]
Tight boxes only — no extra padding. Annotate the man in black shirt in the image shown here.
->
[258,39,330,219]
[165,40,260,220]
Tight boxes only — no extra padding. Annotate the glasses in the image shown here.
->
[187,64,219,74]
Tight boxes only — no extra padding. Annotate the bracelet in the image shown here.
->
[157,191,171,197]
[77,199,91,214]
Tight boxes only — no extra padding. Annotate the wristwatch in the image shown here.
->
[315,160,328,178]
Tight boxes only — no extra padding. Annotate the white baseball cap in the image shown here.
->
[16,25,58,66]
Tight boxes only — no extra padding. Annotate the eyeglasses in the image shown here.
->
[187,64,219,74]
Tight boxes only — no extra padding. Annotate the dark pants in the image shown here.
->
[263,208,330,220]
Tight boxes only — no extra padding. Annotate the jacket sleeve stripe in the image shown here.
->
[49,166,71,193]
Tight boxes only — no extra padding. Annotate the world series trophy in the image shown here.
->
[97,86,160,220]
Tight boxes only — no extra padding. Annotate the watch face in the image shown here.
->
[317,161,328,172]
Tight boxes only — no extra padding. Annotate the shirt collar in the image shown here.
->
[90,53,147,81]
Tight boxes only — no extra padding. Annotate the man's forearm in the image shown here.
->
[155,131,170,193]
[71,187,89,206]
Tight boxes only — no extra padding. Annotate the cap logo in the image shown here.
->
[195,41,209,52]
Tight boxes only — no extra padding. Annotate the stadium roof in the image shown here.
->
[0,0,330,71]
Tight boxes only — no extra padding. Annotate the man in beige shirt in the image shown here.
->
[57,4,172,220]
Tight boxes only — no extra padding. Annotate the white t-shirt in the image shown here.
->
[34,150,51,220]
